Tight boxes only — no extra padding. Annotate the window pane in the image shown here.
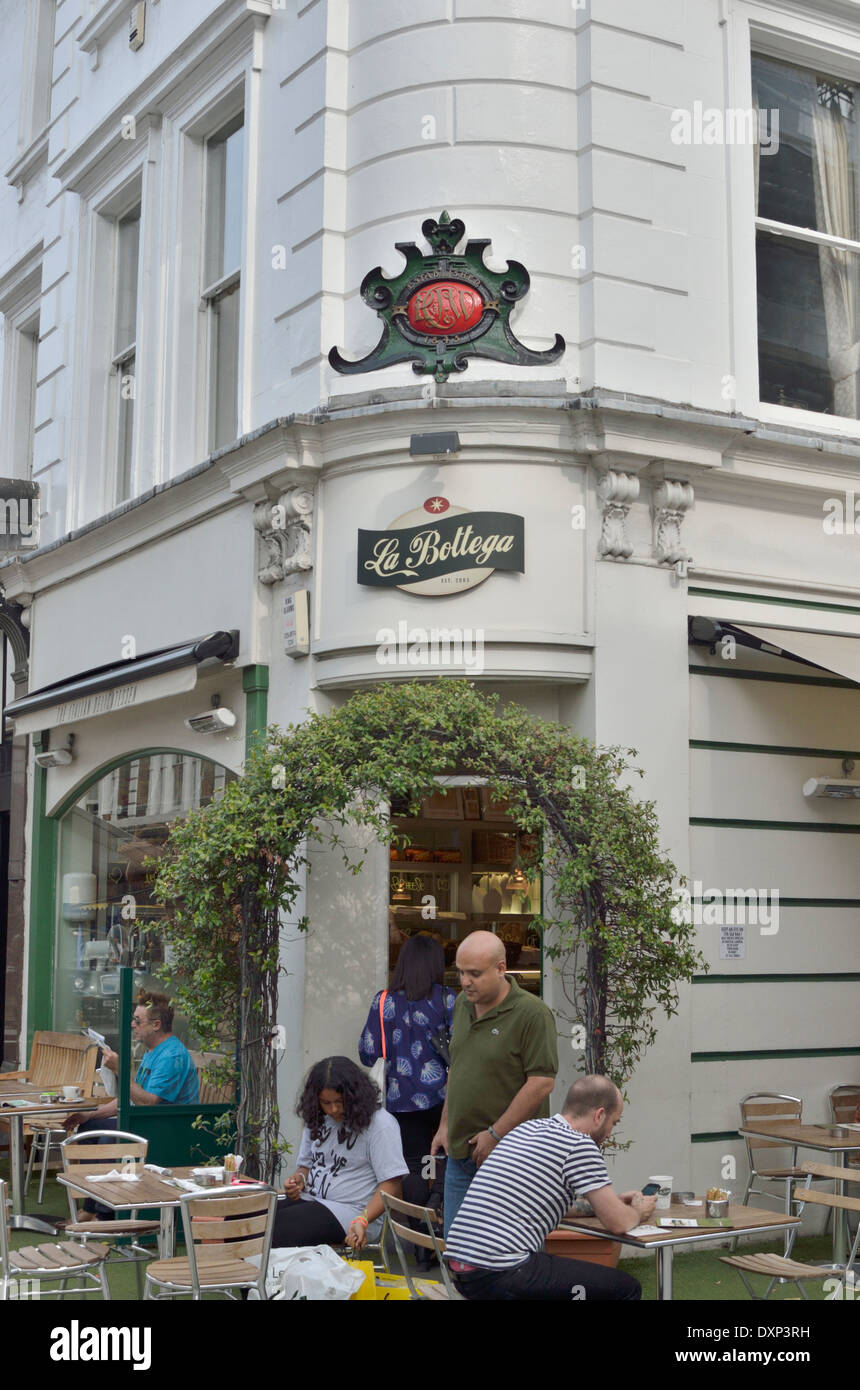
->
[116,353,135,500]
[757,229,853,414]
[54,754,234,1048]
[210,285,240,449]
[753,54,859,238]
[115,207,140,355]
[205,118,244,286]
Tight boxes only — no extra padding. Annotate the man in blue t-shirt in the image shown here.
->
[63,991,199,1218]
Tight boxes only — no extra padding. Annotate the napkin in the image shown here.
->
[144,1163,171,1175]
[87,1169,141,1183]
[628,1224,663,1237]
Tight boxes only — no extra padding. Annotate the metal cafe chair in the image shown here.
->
[24,1122,66,1204]
[334,1210,392,1275]
[721,1165,859,1301]
[144,1184,277,1300]
[1,1179,111,1300]
[60,1130,161,1298]
[381,1190,464,1300]
[735,1092,816,1255]
[826,1084,860,1245]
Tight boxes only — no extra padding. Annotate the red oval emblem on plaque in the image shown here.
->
[407,282,484,336]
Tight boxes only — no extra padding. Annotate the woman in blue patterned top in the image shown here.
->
[359,935,456,1250]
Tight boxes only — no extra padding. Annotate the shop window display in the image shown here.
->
[389,790,542,995]
[55,753,233,1048]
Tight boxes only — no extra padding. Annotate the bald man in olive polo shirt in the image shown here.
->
[431,931,558,1236]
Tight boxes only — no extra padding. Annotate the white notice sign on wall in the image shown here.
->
[719,923,745,960]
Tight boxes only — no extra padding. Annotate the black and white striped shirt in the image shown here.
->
[444,1114,610,1270]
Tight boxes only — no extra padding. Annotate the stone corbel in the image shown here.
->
[597,470,640,559]
[652,479,694,567]
[253,487,314,585]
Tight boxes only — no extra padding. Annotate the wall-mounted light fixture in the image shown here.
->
[803,757,860,798]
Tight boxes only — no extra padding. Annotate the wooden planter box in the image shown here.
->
[544,1229,621,1268]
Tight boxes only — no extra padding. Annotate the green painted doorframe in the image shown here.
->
[26,733,57,1046]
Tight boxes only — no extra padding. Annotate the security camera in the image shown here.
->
[184,707,237,735]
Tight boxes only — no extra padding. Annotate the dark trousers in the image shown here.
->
[271,1197,346,1247]
[452,1251,642,1301]
[395,1104,445,1207]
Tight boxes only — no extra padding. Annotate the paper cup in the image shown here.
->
[649,1175,674,1210]
[62,1085,83,1102]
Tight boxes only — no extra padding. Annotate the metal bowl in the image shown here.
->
[193,1169,225,1188]
[705,1197,730,1218]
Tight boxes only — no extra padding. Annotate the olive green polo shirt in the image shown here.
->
[446,976,558,1160]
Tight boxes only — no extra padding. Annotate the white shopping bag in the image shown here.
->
[247,1245,366,1301]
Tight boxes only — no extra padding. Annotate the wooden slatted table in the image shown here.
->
[0,1078,99,1235]
[738,1119,860,1268]
[56,1168,264,1260]
[556,1201,801,1300]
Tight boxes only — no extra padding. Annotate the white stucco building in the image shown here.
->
[2,0,860,1206]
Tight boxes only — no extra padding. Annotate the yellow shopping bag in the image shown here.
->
[345,1260,378,1300]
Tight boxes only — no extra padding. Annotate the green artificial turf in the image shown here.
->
[0,1153,846,1301]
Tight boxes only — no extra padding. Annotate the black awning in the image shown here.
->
[6,630,239,720]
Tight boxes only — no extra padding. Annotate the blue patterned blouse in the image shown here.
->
[358,984,457,1114]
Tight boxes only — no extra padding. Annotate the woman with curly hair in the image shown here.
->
[272,1055,408,1250]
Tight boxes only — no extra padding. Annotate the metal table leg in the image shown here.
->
[655,1246,674,1300]
[834,1153,847,1268]
[158,1207,177,1259]
[6,1112,57,1235]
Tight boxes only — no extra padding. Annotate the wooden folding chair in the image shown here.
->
[1,1179,110,1300]
[721,1163,860,1300]
[381,1190,463,1300]
[60,1131,160,1297]
[144,1185,277,1300]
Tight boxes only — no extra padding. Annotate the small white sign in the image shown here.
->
[719,923,745,960]
[284,590,309,657]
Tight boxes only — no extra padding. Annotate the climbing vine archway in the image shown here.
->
[152,680,704,1181]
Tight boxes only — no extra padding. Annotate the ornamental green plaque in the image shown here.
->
[329,211,565,384]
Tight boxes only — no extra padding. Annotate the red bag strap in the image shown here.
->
[378,990,388,1060]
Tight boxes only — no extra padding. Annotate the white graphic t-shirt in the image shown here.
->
[297,1108,409,1237]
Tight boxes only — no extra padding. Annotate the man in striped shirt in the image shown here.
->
[443,1075,654,1300]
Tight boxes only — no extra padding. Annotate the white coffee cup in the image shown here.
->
[63,1085,83,1102]
[649,1175,674,1210]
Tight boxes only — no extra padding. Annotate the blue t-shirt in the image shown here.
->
[135,1035,199,1104]
[358,983,456,1113]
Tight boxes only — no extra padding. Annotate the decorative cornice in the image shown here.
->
[597,470,639,560]
[252,487,314,585]
[652,479,695,568]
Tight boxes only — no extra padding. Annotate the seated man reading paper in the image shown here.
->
[63,992,199,1219]
[443,1075,656,1301]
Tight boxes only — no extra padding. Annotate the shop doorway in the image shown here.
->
[388,785,542,995]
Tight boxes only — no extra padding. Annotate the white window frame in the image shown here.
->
[165,68,253,471]
[110,201,142,506]
[6,0,56,190]
[729,4,860,435]
[0,252,42,482]
[201,112,245,453]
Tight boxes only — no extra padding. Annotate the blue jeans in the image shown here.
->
[444,1155,477,1238]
